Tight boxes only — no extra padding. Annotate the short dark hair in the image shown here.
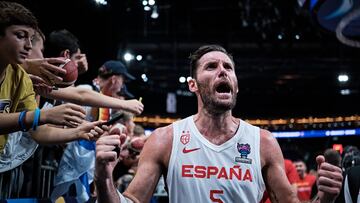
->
[0,1,39,36]
[189,44,234,79]
[45,29,80,57]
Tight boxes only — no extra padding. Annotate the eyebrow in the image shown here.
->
[13,28,35,37]
[202,59,233,67]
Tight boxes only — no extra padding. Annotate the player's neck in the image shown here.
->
[193,110,240,142]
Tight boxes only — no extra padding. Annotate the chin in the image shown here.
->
[16,58,25,65]
[207,100,236,114]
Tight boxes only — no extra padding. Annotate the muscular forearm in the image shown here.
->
[95,178,121,203]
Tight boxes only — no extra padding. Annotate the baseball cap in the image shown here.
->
[117,85,135,99]
[98,60,135,80]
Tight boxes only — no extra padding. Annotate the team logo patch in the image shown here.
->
[235,143,252,164]
[0,99,11,113]
[180,130,190,145]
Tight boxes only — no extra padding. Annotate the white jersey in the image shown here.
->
[166,116,265,203]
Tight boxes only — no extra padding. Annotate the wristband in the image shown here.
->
[18,110,27,132]
[32,108,40,131]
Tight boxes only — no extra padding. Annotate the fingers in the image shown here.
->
[317,160,343,198]
[95,129,125,164]
[67,103,86,115]
[40,68,63,84]
[316,155,325,167]
[318,176,342,195]
[88,126,104,140]
[317,162,343,183]
[126,100,144,115]
[65,115,84,125]
[46,57,67,66]
[42,60,67,75]
[96,148,118,162]
[29,74,46,84]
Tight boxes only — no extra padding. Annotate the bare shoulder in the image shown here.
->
[260,129,283,168]
[141,124,173,166]
[147,124,173,147]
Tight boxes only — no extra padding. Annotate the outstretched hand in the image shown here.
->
[316,155,343,203]
[42,103,86,128]
[122,99,144,115]
[25,58,67,85]
[76,120,107,141]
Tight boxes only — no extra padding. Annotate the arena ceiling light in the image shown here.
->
[136,55,143,61]
[179,76,186,83]
[141,74,148,82]
[338,74,349,83]
[94,0,107,6]
[124,52,134,62]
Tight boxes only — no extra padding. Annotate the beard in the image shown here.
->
[197,80,237,115]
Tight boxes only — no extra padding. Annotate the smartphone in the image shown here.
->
[103,112,124,126]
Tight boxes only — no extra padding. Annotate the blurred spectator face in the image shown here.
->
[294,161,307,178]
[29,32,44,59]
[133,124,145,137]
[98,75,124,96]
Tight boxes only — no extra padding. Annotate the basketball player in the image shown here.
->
[95,45,343,203]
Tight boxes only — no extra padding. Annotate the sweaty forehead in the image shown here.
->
[198,51,233,66]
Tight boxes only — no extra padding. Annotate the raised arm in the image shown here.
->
[314,155,343,203]
[261,129,343,203]
[95,125,172,203]
[260,129,300,203]
[43,86,144,115]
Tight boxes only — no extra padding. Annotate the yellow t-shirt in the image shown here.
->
[0,64,37,152]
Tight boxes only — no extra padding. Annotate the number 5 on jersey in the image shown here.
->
[210,190,224,203]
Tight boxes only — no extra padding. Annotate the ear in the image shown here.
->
[60,49,71,59]
[188,78,198,93]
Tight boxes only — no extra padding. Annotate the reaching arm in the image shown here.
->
[95,125,172,203]
[43,86,144,115]
[260,129,300,203]
[0,111,36,134]
[30,120,104,144]
[0,103,86,135]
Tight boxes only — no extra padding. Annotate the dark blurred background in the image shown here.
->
[14,0,360,119]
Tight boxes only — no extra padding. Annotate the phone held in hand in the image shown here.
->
[103,112,124,126]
